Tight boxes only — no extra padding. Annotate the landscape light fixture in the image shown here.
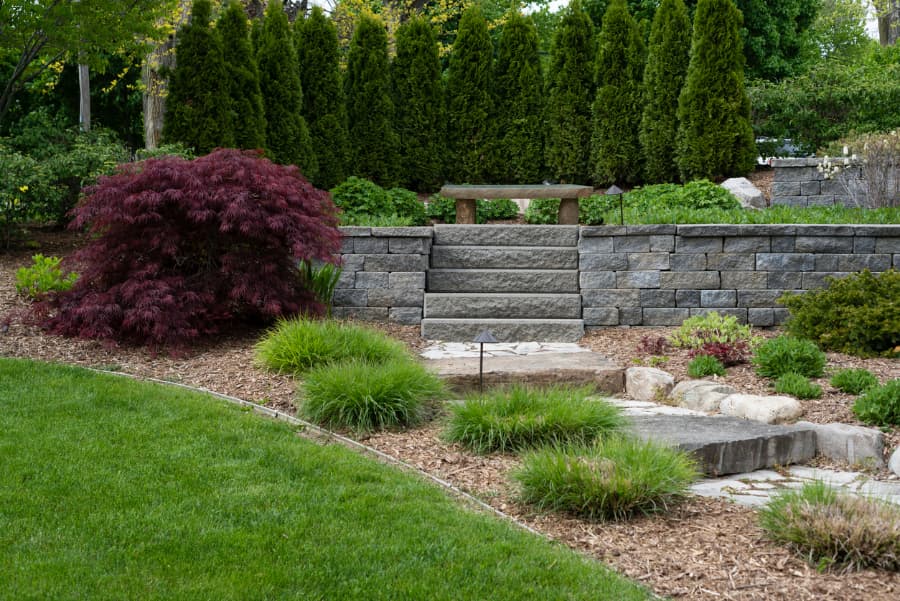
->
[473,329,498,394]
[605,184,624,225]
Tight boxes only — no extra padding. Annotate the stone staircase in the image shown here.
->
[421,225,584,342]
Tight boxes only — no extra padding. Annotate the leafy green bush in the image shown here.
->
[478,198,519,221]
[134,144,196,160]
[514,436,698,521]
[852,379,900,426]
[578,195,607,225]
[687,355,726,378]
[830,368,879,395]
[668,312,755,349]
[254,318,409,374]
[387,188,427,225]
[15,255,79,300]
[331,177,394,223]
[426,195,519,224]
[443,385,625,454]
[524,198,560,224]
[774,373,823,400]
[752,336,827,379]
[780,270,900,357]
[299,358,445,432]
[339,213,414,227]
[759,481,900,571]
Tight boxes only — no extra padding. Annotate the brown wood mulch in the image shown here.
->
[2,229,899,600]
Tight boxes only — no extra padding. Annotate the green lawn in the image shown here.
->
[0,358,650,600]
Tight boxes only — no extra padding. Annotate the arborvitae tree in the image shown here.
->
[163,0,234,154]
[391,16,445,191]
[676,0,756,181]
[257,0,318,178]
[345,14,400,187]
[295,6,350,190]
[639,0,691,183]
[218,1,266,151]
[545,1,595,184]
[445,6,496,184]
[590,0,645,185]
[493,12,544,184]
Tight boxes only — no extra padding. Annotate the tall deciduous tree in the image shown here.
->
[163,0,235,154]
[639,0,691,184]
[295,6,350,190]
[591,0,645,185]
[494,11,544,184]
[676,0,755,181]
[218,1,266,151]
[545,1,595,184]
[391,16,445,191]
[445,6,496,184]
[345,14,399,187]
[257,0,318,177]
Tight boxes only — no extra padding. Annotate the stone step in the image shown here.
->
[421,318,584,342]
[427,269,579,293]
[424,293,582,319]
[431,246,578,269]
[433,224,579,247]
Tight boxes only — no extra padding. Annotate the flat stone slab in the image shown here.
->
[627,414,816,476]
[421,318,584,343]
[428,351,624,394]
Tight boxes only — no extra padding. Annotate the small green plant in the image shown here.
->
[443,385,625,454]
[648,355,669,368]
[523,198,560,224]
[578,195,609,225]
[386,187,427,225]
[339,213,414,226]
[830,368,879,395]
[15,254,79,300]
[759,481,900,571]
[514,436,698,521]
[852,379,900,426]
[299,358,445,432]
[687,355,726,378]
[774,372,823,399]
[331,176,394,223]
[668,311,755,349]
[427,195,520,224]
[752,336,827,379]
[254,318,409,374]
[298,260,342,315]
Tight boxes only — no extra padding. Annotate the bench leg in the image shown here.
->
[455,199,477,224]
[558,198,579,225]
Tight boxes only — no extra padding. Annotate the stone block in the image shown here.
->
[333,288,368,307]
[772,181,801,196]
[617,270,661,289]
[627,225,677,235]
[896,254,900,268]
[773,308,791,324]
[365,254,428,272]
[675,237,723,253]
[800,181,821,195]
[429,269,578,293]
[340,237,355,254]
[795,236,854,253]
[628,253,670,270]
[641,289,676,307]
[689,308,747,323]
[737,289,784,308]
[670,253,708,271]
[739,225,797,236]
[389,237,430,254]
[354,237,389,254]
[433,224,576,246]
[583,288,641,307]
[372,227,433,237]
[719,394,803,425]
[766,272,802,289]
[332,306,388,321]
[722,177,766,209]
[707,253,755,271]
[772,196,807,207]
[756,253,815,271]
[807,195,837,207]
[367,288,424,307]
[355,271,389,289]
[339,226,372,236]
[802,272,851,289]
[837,254,892,272]
[650,235,675,252]
[579,271,616,289]
[854,237,876,253]
[659,271,720,289]
[582,225,626,236]
[771,236,796,252]
[814,254,840,271]
[583,307,619,326]
[336,270,355,289]
[724,236,771,253]
[796,225,857,236]
[389,272,426,289]
[701,290,736,308]
[389,307,422,325]
[578,236,614,253]
[642,308,690,325]
[677,225,741,237]
[748,308,775,326]
[720,271,767,289]
[675,289,701,307]
[341,254,366,271]
[619,307,643,325]
[625,367,675,402]
[613,236,651,252]
[875,237,900,253]
[580,253,628,271]
[797,422,885,469]
[891,447,900,477]
[671,381,739,413]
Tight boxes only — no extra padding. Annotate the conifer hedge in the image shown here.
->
[218,1,266,151]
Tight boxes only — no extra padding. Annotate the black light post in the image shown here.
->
[473,330,498,394]
[606,184,624,225]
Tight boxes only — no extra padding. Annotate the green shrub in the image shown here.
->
[514,436,698,521]
[578,195,608,225]
[427,195,519,224]
[425,194,456,222]
[780,270,900,357]
[668,311,755,349]
[219,0,266,152]
[15,255,79,300]
[524,198,560,224]
[299,359,444,432]
[134,144,196,161]
[443,385,625,454]
[852,379,900,426]
[774,373,823,400]
[830,368,879,395]
[339,214,414,227]
[687,355,726,378]
[759,481,900,571]
[387,188,427,225]
[254,318,409,374]
[752,336,827,379]
[331,177,392,222]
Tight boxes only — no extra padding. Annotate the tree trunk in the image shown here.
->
[142,40,174,150]
[78,64,90,132]
[878,0,900,46]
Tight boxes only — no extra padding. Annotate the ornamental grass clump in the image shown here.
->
[830,368,879,395]
[514,436,698,521]
[752,336,827,379]
[443,385,625,454]
[254,317,409,374]
[299,358,445,432]
[687,354,726,378]
[759,481,900,572]
[852,379,900,427]
[774,373,823,400]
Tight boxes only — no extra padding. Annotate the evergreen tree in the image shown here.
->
[545,1,595,184]
[391,16,445,191]
[163,0,234,154]
[445,6,495,184]
[494,12,544,184]
[590,0,645,185]
[218,1,266,151]
[295,6,350,190]
[676,0,756,181]
[639,0,691,183]
[345,14,400,187]
[257,0,318,178]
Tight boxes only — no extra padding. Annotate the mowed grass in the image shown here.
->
[0,358,650,601]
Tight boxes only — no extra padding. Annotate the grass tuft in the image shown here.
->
[752,336,827,379]
[774,372,823,399]
[687,354,726,378]
[443,385,625,454]
[514,436,699,521]
[830,368,879,395]
[759,481,900,572]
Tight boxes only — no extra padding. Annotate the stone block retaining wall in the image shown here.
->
[772,158,865,208]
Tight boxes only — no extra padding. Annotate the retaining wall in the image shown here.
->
[772,157,865,208]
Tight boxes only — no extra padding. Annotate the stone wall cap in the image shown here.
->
[440,184,593,199]
[370,226,434,237]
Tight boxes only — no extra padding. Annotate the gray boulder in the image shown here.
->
[721,177,766,210]
[625,367,675,402]
[670,380,738,413]
[890,447,900,477]
[797,421,885,469]
[719,393,803,425]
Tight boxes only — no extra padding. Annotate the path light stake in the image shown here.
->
[474,330,498,394]
[606,184,624,225]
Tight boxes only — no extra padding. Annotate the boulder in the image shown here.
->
[670,380,738,413]
[796,421,885,469]
[890,447,900,477]
[721,177,766,210]
[625,367,675,402]
[719,393,803,425]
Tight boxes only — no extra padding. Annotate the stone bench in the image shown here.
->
[439,184,594,225]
